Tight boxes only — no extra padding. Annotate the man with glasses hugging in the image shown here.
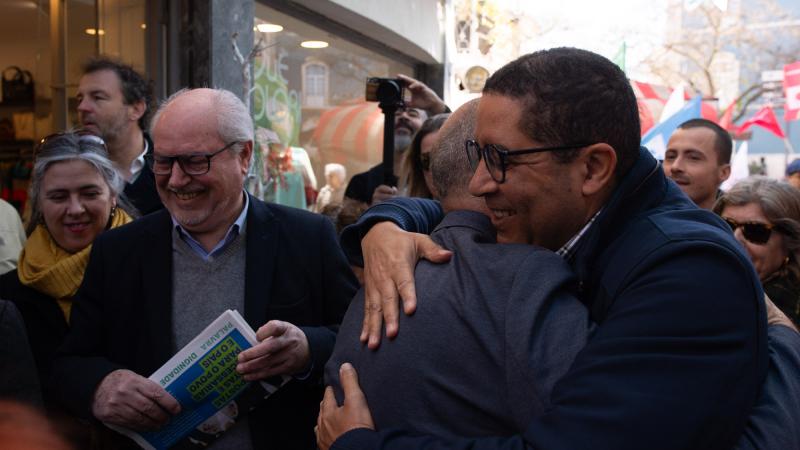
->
[324,99,593,441]
[52,88,358,449]
[319,48,778,450]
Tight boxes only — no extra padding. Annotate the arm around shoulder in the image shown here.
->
[340,198,443,266]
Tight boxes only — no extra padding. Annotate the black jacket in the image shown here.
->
[0,269,68,402]
[53,196,358,449]
[123,132,162,215]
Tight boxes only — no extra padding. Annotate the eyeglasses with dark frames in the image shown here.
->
[722,217,777,245]
[147,141,239,176]
[465,139,592,183]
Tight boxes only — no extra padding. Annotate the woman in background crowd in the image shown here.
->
[714,176,800,325]
[0,132,136,401]
[402,113,449,199]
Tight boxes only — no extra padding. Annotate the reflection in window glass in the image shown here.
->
[303,62,328,108]
[97,0,147,75]
[253,3,413,208]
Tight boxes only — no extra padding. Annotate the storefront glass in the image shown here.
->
[253,3,413,208]
[0,0,146,215]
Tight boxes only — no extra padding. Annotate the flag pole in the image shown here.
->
[785,117,795,170]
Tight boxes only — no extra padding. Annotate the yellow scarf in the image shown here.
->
[17,209,132,322]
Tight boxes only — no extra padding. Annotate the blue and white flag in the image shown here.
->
[642,94,702,160]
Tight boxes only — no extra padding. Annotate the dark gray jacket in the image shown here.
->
[326,210,592,438]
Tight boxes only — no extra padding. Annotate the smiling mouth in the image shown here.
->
[173,191,202,201]
[65,222,89,232]
[491,209,516,219]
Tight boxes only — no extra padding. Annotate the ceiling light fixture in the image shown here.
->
[257,23,283,33]
[301,40,328,49]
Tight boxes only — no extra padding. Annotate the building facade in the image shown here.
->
[1,0,446,207]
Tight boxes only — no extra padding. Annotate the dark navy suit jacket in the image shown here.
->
[53,196,358,449]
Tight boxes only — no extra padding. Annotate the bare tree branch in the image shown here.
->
[641,0,800,122]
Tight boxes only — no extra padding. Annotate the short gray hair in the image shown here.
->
[430,100,479,200]
[28,133,135,234]
[324,163,346,180]
[150,88,254,152]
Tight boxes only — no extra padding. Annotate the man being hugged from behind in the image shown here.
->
[319,48,766,450]
[324,99,593,438]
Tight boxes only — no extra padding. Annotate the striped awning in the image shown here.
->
[312,101,384,167]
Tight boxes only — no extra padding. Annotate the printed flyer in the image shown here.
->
[107,309,289,450]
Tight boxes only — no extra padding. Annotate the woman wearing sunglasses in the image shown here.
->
[0,132,137,406]
[714,176,800,326]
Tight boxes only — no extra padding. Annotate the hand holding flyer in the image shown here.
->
[106,310,289,450]
[237,320,311,381]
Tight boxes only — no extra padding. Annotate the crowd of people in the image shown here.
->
[0,47,799,450]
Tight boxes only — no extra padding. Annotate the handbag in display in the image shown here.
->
[2,67,34,105]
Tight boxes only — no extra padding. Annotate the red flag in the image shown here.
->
[718,98,737,130]
[784,61,800,121]
[736,106,785,138]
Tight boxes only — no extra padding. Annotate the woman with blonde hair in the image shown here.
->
[714,176,800,325]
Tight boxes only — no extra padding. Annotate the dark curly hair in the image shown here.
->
[482,47,641,176]
[82,57,153,131]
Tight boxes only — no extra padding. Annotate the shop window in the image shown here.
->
[302,61,329,108]
[252,4,413,210]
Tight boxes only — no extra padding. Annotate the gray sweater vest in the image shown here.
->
[171,227,252,450]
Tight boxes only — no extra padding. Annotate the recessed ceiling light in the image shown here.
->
[257,23,283,33]
[301,40,329,49]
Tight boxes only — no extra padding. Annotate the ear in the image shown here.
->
[580,143,617,197]
[129,99,146,123]
[238,141,254,175]
[719,163,731,182]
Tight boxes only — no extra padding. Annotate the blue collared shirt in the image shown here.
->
[172,192,249,261]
